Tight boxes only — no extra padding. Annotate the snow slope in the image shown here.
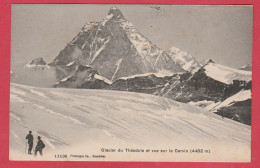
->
[204,62,252,84]
[10,83,250,161]
[210,89,251,112]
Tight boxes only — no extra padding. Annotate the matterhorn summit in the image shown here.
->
[50,7,184,82]
[107,6,125,20]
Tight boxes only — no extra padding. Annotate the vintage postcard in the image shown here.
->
[10,4,252,161]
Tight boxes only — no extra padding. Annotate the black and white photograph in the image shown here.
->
[10,4,252,161]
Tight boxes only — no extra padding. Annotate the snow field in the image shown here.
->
[204,62,252,84]
[10,83,250,161]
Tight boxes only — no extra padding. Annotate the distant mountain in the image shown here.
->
[49,7,184,82]
[26,57,50,70]
[239,63,252,71]
[29,57,46,65]
[166,46,201,73]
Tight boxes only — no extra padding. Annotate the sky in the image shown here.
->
[11,4,252,72]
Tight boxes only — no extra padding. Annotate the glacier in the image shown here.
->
[10,83,250,161]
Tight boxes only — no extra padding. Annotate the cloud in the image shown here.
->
[11,66,58,88]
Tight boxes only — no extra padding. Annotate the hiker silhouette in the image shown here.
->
[25,131,34,154]
[35,136,45,156]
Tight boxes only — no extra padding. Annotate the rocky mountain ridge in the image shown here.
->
[107,60,252,125]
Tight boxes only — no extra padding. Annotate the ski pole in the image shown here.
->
[32,143,34,155]
[25,141,27,154]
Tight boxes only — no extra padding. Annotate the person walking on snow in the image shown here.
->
[25,131,34,154]
[35,136,45,156]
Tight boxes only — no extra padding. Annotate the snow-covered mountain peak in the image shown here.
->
[50,7,184,82]
[166,46,201,73]
[108,6,125,20]
[100,7,127,26]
